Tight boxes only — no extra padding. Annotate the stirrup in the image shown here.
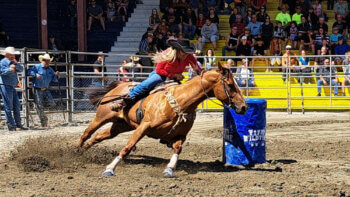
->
[110,99,126,111]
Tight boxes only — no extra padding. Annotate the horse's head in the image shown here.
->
[210,63,247,114]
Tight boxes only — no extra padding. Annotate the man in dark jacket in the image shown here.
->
[235,36,251,65]
[182,8,197,39]
[87,0,105,31]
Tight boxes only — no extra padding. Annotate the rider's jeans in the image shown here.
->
[128,71,165,98]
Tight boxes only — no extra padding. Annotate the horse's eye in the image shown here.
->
[228,84,235,89]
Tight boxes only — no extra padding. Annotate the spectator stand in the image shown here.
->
[0,0,39,48]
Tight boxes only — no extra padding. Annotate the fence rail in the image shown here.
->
[0,48,349,126]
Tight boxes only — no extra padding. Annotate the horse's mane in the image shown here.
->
[89,81,121,106]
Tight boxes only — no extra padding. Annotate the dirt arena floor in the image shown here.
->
[0,112,349,196]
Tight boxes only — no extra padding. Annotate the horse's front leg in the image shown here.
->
[163,137,186,178]
[102,122,149,177]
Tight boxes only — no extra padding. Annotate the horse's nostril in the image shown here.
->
[241,105,247,112]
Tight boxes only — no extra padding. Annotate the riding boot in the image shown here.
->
[110,96,136,111]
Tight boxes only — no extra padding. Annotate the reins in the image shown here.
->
[199,70,237,110]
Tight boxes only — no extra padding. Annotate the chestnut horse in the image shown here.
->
[77,64,247,177]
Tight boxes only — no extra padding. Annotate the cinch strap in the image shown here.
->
[164,91,188,135]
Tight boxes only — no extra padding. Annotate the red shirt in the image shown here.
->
[156,54,200,78]
[196,19,205,29]
[250,0,266,7]
[232,22,246,36]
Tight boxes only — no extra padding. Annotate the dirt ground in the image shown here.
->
[0,112,350,197]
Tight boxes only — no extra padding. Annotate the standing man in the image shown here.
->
[0,47,26,131]
[67,0,77,28]
[92,52,109,87]
[28,54,60,127]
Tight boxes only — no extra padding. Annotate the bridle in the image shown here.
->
[199,70,238,110]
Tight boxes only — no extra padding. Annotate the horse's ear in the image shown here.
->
[217,61,228,75]
[217,61,224,71]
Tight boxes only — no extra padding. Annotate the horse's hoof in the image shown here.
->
[163,167,174,178]
[83,144,92,150]
[74,146,84,153]
[102,168,115,177]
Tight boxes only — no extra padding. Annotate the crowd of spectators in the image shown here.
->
[85,0,132,31]
[134,0,350,95]
[1,0,349,95]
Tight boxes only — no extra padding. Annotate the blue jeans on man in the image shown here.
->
[202,35,219,43]
[237,79,254,88]
[222,46,236,57]
[33,88,55,126]
[0,85,22,130]
[129,71,165,98]
[317,79,338,95]
[184,25,196,40]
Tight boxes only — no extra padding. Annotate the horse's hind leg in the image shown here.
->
[77,112,115,147]
[102,122,150,176]
[84,120,133,149]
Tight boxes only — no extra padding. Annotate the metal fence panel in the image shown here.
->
[0,49,349,129]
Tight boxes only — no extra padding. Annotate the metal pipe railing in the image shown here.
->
[1,49,349,126]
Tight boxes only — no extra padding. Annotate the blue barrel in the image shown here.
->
[223,98,267,165]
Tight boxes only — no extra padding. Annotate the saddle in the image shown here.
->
[136,80,180,124]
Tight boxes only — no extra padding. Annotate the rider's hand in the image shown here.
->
[36,74,42,80]
[56,71,60,76]
[174,74,184,81]
[10,65,16,72]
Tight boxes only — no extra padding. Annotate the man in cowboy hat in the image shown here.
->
[28,53,60,127]
[110,39,202,111]
[0,46,26,131]
[128,56,143,81]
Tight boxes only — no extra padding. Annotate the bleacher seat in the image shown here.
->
[0,0,39,48]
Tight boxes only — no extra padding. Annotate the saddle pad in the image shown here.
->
[150,82,179,94]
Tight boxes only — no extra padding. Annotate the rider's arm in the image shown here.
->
[156,62,173,78]
[188,55,202,74]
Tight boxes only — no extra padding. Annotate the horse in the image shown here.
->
[77,64,247,177]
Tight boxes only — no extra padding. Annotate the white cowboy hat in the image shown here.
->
[39,53,54,62]
[1,47,20,55]
[129,56,140,61]
[123,62,134,68]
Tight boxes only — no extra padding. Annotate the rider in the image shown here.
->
[111,39,203,111]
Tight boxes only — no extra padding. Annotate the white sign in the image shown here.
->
[243,129,266,147]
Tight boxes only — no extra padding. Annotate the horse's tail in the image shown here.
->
[89,81,121,106]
